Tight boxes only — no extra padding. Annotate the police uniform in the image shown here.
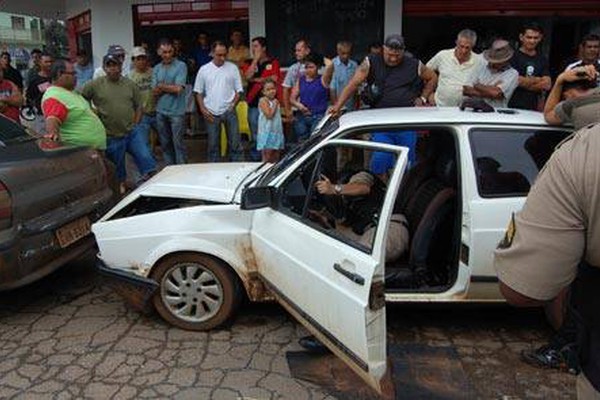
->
[494,123,600,399]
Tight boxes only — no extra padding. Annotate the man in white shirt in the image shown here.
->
[463,39,519,109]
[194,41,244,162]
[427,29,483,107]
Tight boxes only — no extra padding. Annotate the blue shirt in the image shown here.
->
[192,46,212,69]
[152,59,187,116]
[330,56,357,110]
[75,63,94,91]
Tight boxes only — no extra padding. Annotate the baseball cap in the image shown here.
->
[107,44,126,56]
[103,54,123,66]
[131,46,147,58]
[384,34,405,50]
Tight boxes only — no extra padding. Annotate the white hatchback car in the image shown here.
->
[93,107,569,395]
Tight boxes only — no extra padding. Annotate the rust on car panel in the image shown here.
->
[237,239,273,302]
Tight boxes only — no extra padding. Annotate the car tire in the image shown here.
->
[150,253,242,331]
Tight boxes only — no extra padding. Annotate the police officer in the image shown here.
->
[494,123,600,399]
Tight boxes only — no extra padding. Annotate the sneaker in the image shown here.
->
[521,343,579,374]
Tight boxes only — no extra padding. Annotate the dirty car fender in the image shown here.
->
[142,236,258,293]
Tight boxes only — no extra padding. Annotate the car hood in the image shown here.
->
[136,162,265,203]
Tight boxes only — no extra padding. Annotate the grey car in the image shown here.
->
[0,115,113,290]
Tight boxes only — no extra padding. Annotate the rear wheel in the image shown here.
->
[150,253,242,331]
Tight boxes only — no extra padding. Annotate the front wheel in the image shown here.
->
[150,253,242,331]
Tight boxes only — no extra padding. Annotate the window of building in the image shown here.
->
[11,16,25,31]
[469,128,570,198]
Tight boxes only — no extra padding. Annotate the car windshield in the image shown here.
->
[256,117,339,185]
[0,115,36,145]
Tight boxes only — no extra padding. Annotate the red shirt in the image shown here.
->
[0,79,20,123]
[243,57,281,107]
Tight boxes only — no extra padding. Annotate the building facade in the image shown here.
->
[2,0,599,73]
[0,11,44,69]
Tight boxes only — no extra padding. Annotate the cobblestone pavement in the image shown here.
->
[0,254,576,399]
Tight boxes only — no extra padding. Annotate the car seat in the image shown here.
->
[386,154,457,289]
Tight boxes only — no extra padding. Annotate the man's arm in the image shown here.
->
[41,97,68,141]
[330,57,370,116]
[543,66,597,125]
[321,58,334,88]
[417,63,438,106]
[195,93,214,123]
[499,282,547,307]
[156,62,187,94]
[471,83,504,99]
[518,75,551,92]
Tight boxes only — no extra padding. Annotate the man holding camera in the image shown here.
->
[544,64,599,129]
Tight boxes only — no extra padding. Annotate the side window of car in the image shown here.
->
[278,143,398,253]
[469,128,570,198]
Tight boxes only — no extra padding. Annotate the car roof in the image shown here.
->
[338,107,549,130]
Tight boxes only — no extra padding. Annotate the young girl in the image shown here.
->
[290,53,334,142]
[257,79,284,162]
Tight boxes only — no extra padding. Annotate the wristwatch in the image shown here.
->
[334,184,343,195]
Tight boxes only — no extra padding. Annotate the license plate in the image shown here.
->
[55,217,91,248]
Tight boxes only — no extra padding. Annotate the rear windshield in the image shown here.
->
[0,115,30,143]
[469,128,571,198]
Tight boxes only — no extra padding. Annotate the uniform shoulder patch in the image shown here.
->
[497,213,516,249]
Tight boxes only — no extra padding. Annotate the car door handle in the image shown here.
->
[333,263,365,286]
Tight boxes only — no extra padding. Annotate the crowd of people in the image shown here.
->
[0,25,599,193]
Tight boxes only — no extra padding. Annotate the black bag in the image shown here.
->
[361,82,383,107]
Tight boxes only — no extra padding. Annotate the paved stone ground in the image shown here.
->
[0,255,576,399]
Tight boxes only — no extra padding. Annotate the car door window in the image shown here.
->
[278,142,398,253]
[469,128,570,197]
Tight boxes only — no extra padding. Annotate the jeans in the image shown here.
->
[134,114,157,146]
[205,109,242,162]
[156,113,187,165]
[370,131,417,174]
[105,128,157,183]
[247,106,261,161]
[294,112,324,143]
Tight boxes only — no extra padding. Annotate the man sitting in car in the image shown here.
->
[314,170,409,263]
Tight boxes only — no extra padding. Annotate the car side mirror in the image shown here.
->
[241,186,276,210]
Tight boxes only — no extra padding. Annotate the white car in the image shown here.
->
[93,107,569,396]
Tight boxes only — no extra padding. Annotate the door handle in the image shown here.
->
[333,263,365,286]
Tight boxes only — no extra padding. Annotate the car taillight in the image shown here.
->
[0,181,12,230]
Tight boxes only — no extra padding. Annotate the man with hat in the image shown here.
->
[82,53,156,193]
[93,44,130,79]
[463,39,519,108]
[129,46,156,151]
[330,33,437,114]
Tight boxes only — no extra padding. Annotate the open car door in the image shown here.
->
[249,139,408,397]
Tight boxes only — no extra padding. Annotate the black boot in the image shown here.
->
[298,335,330,354]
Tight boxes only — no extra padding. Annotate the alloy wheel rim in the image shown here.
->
[160,262,224,323]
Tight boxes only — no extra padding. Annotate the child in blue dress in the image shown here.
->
[257,79,284,162]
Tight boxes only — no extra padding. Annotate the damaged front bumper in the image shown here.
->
[96,257,158,314]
